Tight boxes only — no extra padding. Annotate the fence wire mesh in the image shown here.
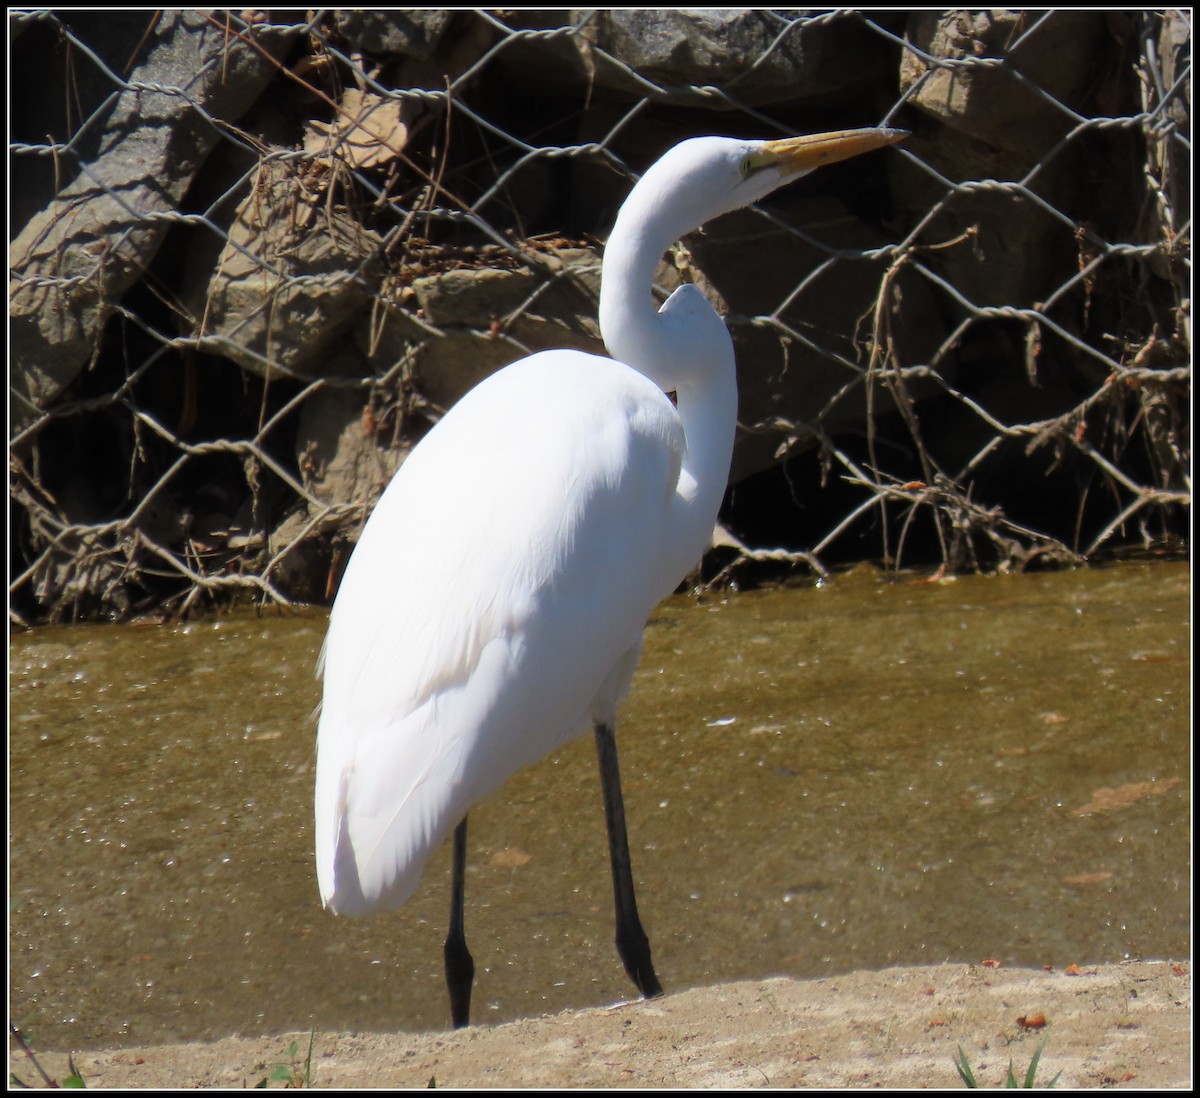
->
[8,9,1192,623]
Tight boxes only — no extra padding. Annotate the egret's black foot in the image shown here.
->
[444,932,475,1029]
[445,817,474,1028]
[617,925,663,999]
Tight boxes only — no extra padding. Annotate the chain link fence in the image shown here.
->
[8,9,1191,624]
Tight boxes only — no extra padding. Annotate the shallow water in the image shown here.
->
[8,562,1190,1048]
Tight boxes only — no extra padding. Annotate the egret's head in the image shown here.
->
[601,127,908,385]
[630,128,908,235]
[744,127,908,197]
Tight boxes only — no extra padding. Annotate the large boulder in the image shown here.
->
[9,12,289,430]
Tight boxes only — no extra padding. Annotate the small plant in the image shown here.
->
[954,1040,1062,1088]
[255,1031,315,1089]
[9,1023,86,1089]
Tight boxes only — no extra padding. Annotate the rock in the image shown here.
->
[364,246,606,412]
[296,381,406,517]
[8,11,289,430]
[8,11,169,231]
[327,10,494,124]
[332,9,456,60]
[266,509,331,605]
[899,10,1109,163]
[191,158,385,379]
[888,12,1119,359]
[497,9,897,108]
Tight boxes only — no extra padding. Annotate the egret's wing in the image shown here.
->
[315,350,683,913]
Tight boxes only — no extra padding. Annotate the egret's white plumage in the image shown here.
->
[315,351,685,913]
[314,128,905,1015]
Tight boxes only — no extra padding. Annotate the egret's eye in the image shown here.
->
[739,155,755,178]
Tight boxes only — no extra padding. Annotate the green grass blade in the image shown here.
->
[953,1045,979,1088]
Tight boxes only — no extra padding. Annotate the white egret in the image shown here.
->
[314,128,906,1027]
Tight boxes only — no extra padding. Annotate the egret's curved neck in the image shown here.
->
[599,198,693,381]
[599,224,664,378]
[598,177,738,579]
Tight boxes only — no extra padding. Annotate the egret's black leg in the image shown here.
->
[444,816,475,1028]
[593,721,664,999]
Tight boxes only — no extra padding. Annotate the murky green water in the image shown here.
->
[8,563,1190,1049]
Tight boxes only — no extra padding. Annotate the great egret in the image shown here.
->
[314,128,906,1027]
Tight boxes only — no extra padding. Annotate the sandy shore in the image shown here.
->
[9,961,1190,1089]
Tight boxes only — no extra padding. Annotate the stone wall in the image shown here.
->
[9,10,1190,621]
